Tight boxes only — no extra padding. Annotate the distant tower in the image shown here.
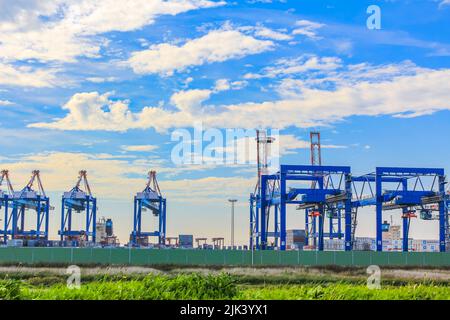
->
[255,129,275,193]
[307,131,322,247]
[310,131,322,166]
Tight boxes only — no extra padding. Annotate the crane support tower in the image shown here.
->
[304,131,344,249]
[1,170,50,241]
[250,130,275,250]
[59,170,97,243]
[131,171,167,246]
[310,131,322,166]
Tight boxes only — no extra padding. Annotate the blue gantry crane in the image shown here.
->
[0,170,15,243]
[131,171,167,246]
[2,170,50,241]
[250,165,353,251]
[446,186,450,250]
[59,170,97,243]
[352,167,447,252]
[251,164,449,252]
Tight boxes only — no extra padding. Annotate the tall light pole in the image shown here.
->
[228,199,237,247]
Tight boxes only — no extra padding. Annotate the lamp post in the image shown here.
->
[228,199,237,247]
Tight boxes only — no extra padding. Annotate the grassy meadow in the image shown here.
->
[0,266,448,300]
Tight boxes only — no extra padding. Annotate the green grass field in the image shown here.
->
[0,267,448,300]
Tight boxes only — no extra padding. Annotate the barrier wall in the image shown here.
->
[0,248,449,267]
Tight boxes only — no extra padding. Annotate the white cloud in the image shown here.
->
[253,26,292,41]
[1,151,254,202]
[29,62,450,133]
[121,145,159,152]
[0,0,226,63]
[0,62,59,87]
[214,79,248,91]
[29,92,138,132]
[86,76,118,83]
[214,79,231,91]
[127,28,274,76]
[182,77,194,87]
[0,100,14,106]
[170,89,213,113]
[239,25,292,41]
[292,19,325,40]
[245,55,342,79]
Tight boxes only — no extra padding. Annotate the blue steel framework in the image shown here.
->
[59,171,97,242]
[0,170,14,243]
[1,171,50,241]
[131,171,167,246]
[250,165,352,251]
[250,165,449,252]
[446,195,450,250]
[352,167,448,252]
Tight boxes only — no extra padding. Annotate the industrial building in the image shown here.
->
[96,217,118,247]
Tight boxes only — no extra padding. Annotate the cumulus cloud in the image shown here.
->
[0,0,226,63]
[170,89,213,113]
[1,151,254,202]
[29,61,450,132]
[29,92,138,132]
[127,28,274,76]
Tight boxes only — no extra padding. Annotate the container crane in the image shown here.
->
[131,171,167,246]
[59,170,97,243]
[352,167,447,252]
[0,170,14,242]
[4,170,50,241]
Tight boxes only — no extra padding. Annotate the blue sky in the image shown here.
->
[0,0,449,245]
